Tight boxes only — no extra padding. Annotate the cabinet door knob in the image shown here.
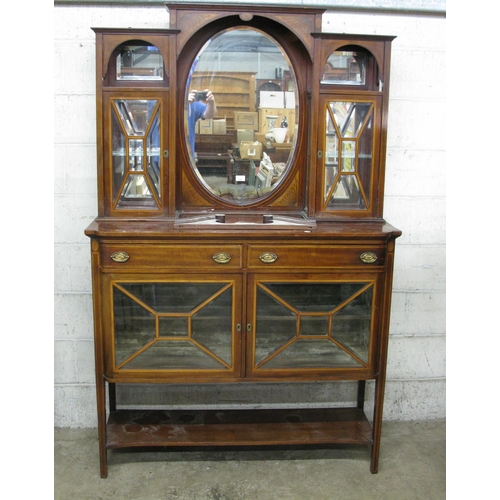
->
[259,252,278,264]
[360,252,378,264]
[110,251,130,263]
[213,252,232,264]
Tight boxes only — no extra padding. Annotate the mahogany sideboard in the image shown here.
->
[85,2,400,477]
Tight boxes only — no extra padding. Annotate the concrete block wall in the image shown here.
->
[54,3,446,427]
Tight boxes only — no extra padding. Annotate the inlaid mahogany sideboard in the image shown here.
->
[86,2,400,477]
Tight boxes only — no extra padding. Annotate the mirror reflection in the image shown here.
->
[186,28,298,203]
[116,44,164,81]
[322,50,366,85]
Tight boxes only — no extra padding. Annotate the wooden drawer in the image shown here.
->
[99,243,243,269]
[247,244,385,269]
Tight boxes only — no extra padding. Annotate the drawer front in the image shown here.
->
[247,245,385,269]
[99,243,243,269]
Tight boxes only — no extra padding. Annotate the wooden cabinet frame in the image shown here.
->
[86,3,400,477]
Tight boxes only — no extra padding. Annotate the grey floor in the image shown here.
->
[55,420,445,500]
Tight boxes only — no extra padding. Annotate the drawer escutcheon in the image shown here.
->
[213,252,232,264]
[110,251,130,263]
[259,252,278,264]
[360,252,378,264]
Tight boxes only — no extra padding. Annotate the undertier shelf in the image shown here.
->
[107,408,373,448]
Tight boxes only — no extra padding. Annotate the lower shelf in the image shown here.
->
[107,408,373,449]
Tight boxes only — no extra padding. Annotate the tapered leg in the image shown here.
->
[370,377,385,474]
[370,239,397,473]
[96,376,108,478]
[90,242,108,477]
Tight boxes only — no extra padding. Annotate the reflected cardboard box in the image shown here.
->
[213,118,227,135]
[199,118,213,134]
[240,141,263,160]
[234,112,259,131]
[259,91,284,108]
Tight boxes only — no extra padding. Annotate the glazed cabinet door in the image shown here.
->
[316,95,383,218]
[100,273,243,381]
[103,92,168,215]
[246,272,384,379]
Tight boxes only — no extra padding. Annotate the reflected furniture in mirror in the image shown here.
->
[86,3,400,478]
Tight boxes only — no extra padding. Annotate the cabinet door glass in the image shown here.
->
[253,281,373,370]
[323,101,374,211]
[112,281,235,371]
[111,99,161,209]
[321,51,366,85]
[116,44,164,81]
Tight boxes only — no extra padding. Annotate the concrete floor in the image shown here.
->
[55,420,445,500]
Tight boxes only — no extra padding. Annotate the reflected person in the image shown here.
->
[187,89,217,158]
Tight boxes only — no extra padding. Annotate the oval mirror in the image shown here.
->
[185,27,298,204]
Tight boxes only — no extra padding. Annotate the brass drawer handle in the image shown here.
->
[111,251,130,263]
[213,252,232,264]
[360,252,378,264]
[259,252,278,264]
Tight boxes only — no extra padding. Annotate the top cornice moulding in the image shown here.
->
[54,0,446,16]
